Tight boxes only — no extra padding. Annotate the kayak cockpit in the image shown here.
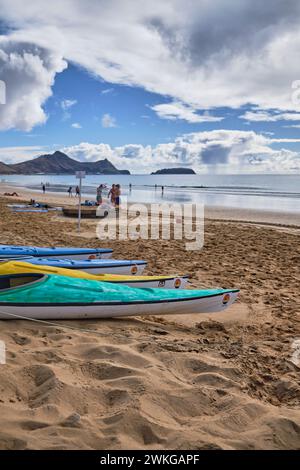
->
[0,273,45,290]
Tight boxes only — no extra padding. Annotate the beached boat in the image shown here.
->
[62,207,101,218]
[0,260,188,289]
[0,244,112,260]
[11,208,49,213]
[7,257,147,275]
[0,273,239,319]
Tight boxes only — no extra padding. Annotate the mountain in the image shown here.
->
[151,167,196,175]
[8,151,130,175]
[0,162,16,174]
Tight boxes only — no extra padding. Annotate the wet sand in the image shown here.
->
[0,191,299,450]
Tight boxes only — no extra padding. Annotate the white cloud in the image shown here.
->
[1,130,299,172]
[0,38,67,131]
[71,122,82,128]
[101,88,114,94]
[61,99,77,120]
[1,0,300,133]
[151,102,223,123]
[63,130,300,173]
[61,99,77,110]
[101,113,116,128]
[0,145,46,163]
[240,110,300,122]
[0,78,5,104]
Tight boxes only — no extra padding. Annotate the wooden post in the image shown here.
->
[76,171,86,233]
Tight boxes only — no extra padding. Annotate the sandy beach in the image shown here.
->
[0,189,299,450]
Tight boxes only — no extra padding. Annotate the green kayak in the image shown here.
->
[0,273,239,319]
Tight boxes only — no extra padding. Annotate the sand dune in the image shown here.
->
[0,195,299,449]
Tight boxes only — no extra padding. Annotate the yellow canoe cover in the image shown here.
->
[0,260,182,284]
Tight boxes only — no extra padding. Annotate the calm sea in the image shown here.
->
[1,173,300,213]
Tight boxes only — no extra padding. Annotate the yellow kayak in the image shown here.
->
[0,260,189,289]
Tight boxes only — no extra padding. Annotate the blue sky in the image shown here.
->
[1,1,300,173]
[1,63,300,150]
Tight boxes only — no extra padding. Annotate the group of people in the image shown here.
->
[96,183,121,207]
[67,186,81,197]
[43,181,122,206]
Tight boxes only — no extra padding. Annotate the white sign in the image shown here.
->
[76,171,86,179]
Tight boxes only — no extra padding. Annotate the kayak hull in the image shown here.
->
[21,258,148,275]
[0,291,238,319]
[0,245,112,260]
[38,252,112,260]
[111,277,189,289]
[78,264,145,274]
[0,261,186,289]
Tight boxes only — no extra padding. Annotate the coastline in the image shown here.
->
[1,182,300,228]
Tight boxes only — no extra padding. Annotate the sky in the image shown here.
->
[0,0,300,173]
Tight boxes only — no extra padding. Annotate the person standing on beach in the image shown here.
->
[161,185,164,196]
[67,186,73,197]
[115,184,121,210]
[75,185,80,197]
[96,184,103,205]
[42,184,46,194]
[108,184,116,205]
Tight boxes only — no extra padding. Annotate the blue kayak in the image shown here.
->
[0,244,112,260]
[6,257,147,275]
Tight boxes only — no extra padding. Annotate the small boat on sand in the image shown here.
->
[62,207,101,218]
[0,273,239,320]
[0,260,188,289]
[0,244,112,260]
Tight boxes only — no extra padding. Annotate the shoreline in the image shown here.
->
[1,182,300,228]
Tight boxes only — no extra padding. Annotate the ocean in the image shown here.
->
[1,173,300,213]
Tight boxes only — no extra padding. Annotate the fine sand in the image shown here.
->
[0,191,299,450]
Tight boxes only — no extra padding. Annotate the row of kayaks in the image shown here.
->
[0,244,240,319]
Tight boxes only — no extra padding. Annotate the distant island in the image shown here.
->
[0,151,130,175]
[151,167,196,175]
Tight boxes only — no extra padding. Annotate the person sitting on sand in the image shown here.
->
[67,186,73,197]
